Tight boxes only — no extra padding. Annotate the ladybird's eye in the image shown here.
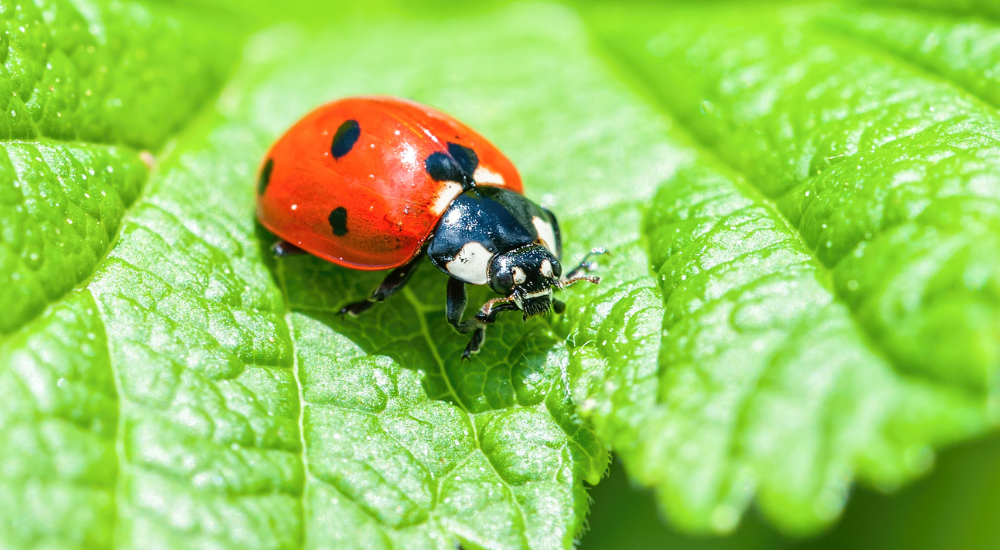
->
[495,269,514,291]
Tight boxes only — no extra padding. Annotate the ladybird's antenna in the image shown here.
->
[557,275,601,289]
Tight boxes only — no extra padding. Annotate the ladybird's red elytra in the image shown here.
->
[257,96,603,358]
[257,96,522,270]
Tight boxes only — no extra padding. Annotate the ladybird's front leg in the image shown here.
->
[444,278,484,360]
[338,255,421,316]
[554,248,605,298]
[446,278,514,360]
[444,278,483,359]
[446,278,520,359]
[473,297,519,325]
[459,297,519,360]
[445,278,479,334]
[461,328,486,361]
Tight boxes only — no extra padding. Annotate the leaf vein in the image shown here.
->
[402,287,532,549]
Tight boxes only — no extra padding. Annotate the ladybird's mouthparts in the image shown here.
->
[522,297,551,319]
[513,288,553,319]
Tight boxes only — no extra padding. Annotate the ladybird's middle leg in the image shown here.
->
[461,328,487,361]
[445,278,480,334]
[445,278,488,360]
[338,256,421,316]
[271,239,307,257]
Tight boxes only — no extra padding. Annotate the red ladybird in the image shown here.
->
[257,96,602,357]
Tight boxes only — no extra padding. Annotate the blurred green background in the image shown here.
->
[587,433,1000,549]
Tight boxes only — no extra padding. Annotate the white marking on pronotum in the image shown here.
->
[446,242,494,285]
[430,181,464,216]
[473,166,505,185]
[512,267,526,285]
[540,259,553,278]
[533,216,557,254]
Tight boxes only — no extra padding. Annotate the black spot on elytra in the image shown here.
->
[425,152,467,184]
[257,158,274,195]
[331,120,361,159]
[447,142,478,176]
[424,142,479,189]
[328,206,348,236]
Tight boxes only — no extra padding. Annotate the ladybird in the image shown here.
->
[257,96,603,358]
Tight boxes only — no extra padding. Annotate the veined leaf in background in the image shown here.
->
[0,0,238,548]
[574,0,1000,535]
[0,290,119,548]
[0,142,145,334]
[0,0,238,335]
[14,2,682,548]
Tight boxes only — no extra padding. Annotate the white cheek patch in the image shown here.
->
[532,216,558,255]
[473,166,505,185]
[512,267,526,285]
[445,242,493,285]
[430,181,464,216]
[540,259,553,278]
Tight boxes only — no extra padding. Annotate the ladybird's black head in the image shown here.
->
[488,244,562,318]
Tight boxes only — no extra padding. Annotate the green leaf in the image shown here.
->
[824,4,1000,108]
[5,1,680,547]
[0,0,240,548]
[567,0,1000,535]
[6,0,1000,546]
[0,290,118,548]
[1,0,238,147]
[0,0,239,335]
[0,142,145,334]
[870,0,1000,18]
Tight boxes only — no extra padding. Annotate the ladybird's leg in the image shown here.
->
[445,278,497,360]
[542,207,563,259]
[446,280,518,332]
[552,299,566,315]
[451,295,519,360]
[460,298,520,360]
[271,239,307,257]
[338,256,422,316]
[473,298,519,325]
[446,278,479,334]
[558,275,601,290]
[461,328,486,361]
[563,247,607,281]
